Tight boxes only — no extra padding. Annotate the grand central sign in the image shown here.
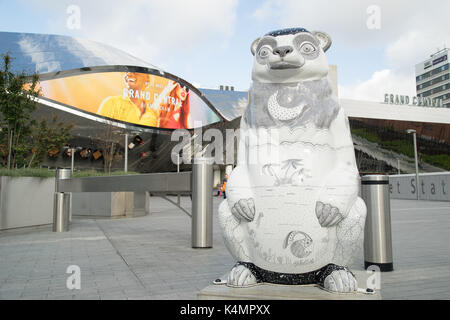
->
[384,93,444,108]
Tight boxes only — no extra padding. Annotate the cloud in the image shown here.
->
[17,35,61,73]
[252,1,280,22]
[252,0,450,49]
[27,0,238,67]
[338,69,416,101]
[343,25,449,102]
[386,31,450,68]
[252,0,449,101]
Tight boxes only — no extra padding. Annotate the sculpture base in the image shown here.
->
[197,271,381,300]
[364,261,394,272]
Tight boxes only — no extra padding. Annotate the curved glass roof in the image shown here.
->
[0,31,160,74]
[0,31,247,122]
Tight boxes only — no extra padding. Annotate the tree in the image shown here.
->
[29,115,74,167]
[0,52,40,168]
[96,117,124,173]
[0,52,73,168]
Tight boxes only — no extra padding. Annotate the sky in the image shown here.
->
[0,0,449,102]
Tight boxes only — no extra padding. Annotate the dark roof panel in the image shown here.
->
[199,88,247,121]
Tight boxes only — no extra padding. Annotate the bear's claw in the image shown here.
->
[227,264,258,287]
[315,201,343,227]
[231,198,255,222]
[323,269,358,293]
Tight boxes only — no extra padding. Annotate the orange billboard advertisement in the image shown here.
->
[33,71,221,129]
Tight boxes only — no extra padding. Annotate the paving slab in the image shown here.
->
[0,196,449,300]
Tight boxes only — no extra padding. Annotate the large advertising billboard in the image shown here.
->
[32,70,221,129]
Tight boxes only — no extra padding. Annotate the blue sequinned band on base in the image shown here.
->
[265,28,309,37]
[235,261,350,287]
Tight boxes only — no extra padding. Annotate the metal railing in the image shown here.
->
[53,158,214,248]
[56,172,191,193]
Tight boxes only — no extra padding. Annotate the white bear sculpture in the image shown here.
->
[218,28,367,293]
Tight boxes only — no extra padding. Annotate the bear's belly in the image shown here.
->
[239,185,337,274]
[226,141,342,273]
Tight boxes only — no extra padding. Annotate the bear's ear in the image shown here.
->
[250,37,260,56]
[311,31,332,52]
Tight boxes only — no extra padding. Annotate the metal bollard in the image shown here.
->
[362,175,394,271]
[53,168,72,232]
[56,168,72,192]
[191,157,213,248]
[53,192,71,232]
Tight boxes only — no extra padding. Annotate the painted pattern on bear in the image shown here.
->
[218,28,367,293]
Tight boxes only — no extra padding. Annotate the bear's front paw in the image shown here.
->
[315,201,343,227]
[231,198,255,222]
[227,264,258,287]
[323,270,358,293]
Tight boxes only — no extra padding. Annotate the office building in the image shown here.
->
[415,48,449,108]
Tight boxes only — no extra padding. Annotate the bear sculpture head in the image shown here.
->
[246,28,338,129]
[251,28,332,84]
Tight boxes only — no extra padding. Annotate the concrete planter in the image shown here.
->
[0,175,149,231]
[72,192,149,218]
[0,176,55,231]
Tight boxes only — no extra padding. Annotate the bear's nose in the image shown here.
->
[273,46,294,58]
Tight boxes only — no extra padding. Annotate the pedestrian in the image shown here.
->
[221,174,228,199]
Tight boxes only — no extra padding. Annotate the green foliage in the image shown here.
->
[0,52,40,168]
[351,127,450,170]
[0,52,73,168]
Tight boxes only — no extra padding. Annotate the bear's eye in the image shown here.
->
[300,42,316,55]
[258,46,271,58]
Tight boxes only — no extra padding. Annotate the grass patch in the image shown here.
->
[422,154,450,171]
[72,170,139,178]
[380,139,414,158]
[351,128,381,144]
[0,168,140,178]
[0,168,56,178]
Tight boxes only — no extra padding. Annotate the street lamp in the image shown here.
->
[7,129,13,170]
[71,147,75,174]
[406,129,420,200]
[122,130,142,173]
[124,133,128,173]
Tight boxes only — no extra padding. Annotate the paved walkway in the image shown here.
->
[0,197,449,300]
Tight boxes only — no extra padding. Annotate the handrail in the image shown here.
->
[54,163,213,249]
[56,171,191,193]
